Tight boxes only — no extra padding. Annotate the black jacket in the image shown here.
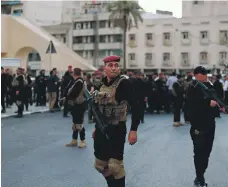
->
[187,81,216,130]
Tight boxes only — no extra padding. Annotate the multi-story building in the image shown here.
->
[44,2,173,69]
[127,15,228,74]
[126,1,228,74]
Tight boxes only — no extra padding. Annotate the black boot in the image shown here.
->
[194,177,200,186]
[113,177,125,187]
[105,175,115,187]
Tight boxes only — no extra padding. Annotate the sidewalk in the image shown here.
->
[1,104,49,119]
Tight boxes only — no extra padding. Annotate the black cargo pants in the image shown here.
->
[190,125,215,184]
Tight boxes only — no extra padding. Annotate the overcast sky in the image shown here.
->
[138,0,182,18]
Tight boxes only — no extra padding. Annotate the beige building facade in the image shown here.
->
[1,15,97,73]
[126,15,228,73]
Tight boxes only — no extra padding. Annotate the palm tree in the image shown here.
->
[106,1,144,70]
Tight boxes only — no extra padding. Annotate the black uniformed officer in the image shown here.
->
[12,68,27,118]
[187,66,217,187]
[92,55,140,187]
[172,74,185,126]
[65,68,86,148]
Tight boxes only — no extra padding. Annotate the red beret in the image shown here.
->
[68,65,72,68]
[103,55,120,63]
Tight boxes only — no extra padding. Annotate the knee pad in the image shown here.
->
[76,124,83,131]
[72,124,83,131]
[94,158,108,173]
[108,158,125,179]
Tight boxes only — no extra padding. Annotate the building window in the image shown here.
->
[163,53,170,61]
[129,34,135,41]
[181,52,189,64]
[200,52,208,63]
[200,31,208,39]
[182,32,189,39]
[99,35,106,43]
[163,32,170,40]
[146,33,153,40]
[129,53,135,60]
[75,23,83,30]
[100,20,106,28]
[99,50,106,57]
[73,36,83,44]
[13,9,23,15]
[91,21,96,29]
[28,53,41,61]
[220,52,227,59]
[108,21,111,28]
[90,36,95,43]
[84,36,89,43]
[112,49,122,56]
[113,34,122,42]
[220,30,228,44]
[145,53,152,60]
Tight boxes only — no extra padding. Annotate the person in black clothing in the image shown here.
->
[183,74,193,123]
[146,74,158,113]
[61,70,73,117]
[12,68,27,118]
[65,68,86,148]
[213,74,224,117]
[5,68,14,107]
[136,72,147,123]
[47,68,59,112]
[187,66,217,187]
[1,67,7,113]
[155,72,169,114]
[92,55,140,187]
[172,75,185,126]
[35,70,47,106]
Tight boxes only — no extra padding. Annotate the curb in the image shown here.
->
[1,109,49,119]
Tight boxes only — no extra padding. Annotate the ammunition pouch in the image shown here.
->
[98,101,128,125]
[75,96,85,104]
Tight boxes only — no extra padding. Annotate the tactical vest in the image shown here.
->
[68,79,85,105]
[94,77,128,125]
[12,75,27,87]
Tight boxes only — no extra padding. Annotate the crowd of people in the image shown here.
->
[1,56,228,187]
[1,65,228,121]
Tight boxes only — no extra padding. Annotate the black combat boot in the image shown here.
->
[194,177,200,185]
[105,175,115,187]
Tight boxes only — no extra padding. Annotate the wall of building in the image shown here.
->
[21,1,63,26]
[1,15,96,72]
[182,1,228,18]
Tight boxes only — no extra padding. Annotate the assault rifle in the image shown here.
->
[193,80,228,113]
[84,84,109,139]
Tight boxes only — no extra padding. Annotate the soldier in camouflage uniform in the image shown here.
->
[92,55,140,187]
[65,68,86,148]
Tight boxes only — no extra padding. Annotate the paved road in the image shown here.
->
[2,112,228,187]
